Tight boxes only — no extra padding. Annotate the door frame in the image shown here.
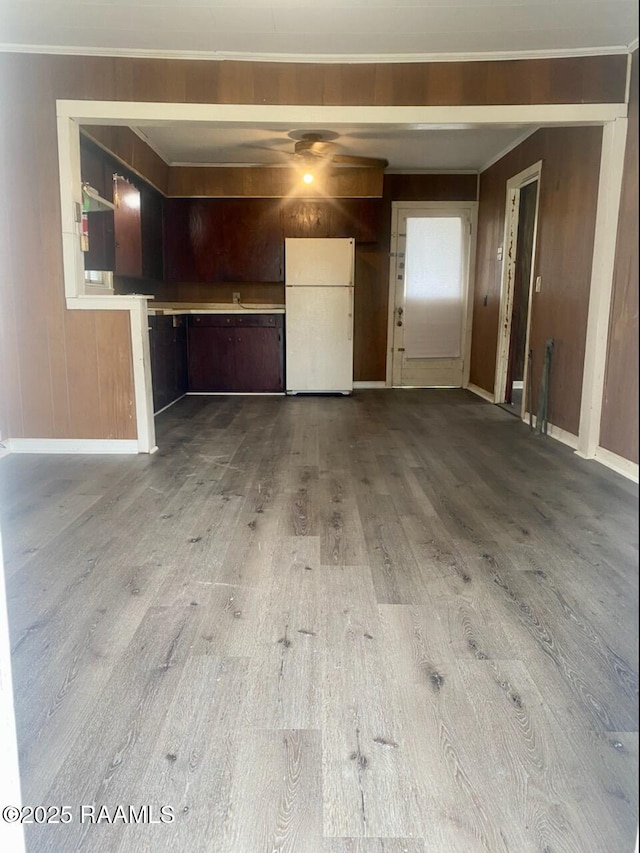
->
[386,200,478,388]
[493,161,542,414]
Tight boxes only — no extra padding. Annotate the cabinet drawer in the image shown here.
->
[189,314,283,328]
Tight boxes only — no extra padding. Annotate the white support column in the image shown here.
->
[576,117,628,459]
[56,115,85,300]
[129,299,157,454]
[0,531,25,853]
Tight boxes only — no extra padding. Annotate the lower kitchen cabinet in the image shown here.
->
[149,315,188,413]
[188,314,284,392]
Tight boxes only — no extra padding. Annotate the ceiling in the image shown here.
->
[133,122,536,171]
[1,0,637,60]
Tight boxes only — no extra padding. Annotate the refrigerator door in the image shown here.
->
[285,238,354,287]
[286,286,354,393]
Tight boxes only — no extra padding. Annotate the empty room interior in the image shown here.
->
[0,2,638,851]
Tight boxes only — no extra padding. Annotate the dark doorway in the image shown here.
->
[504,179,538,413]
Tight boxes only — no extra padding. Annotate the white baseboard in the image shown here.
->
[0,444,10,459]
[353,381,386,389]
[4,439,139,455]
[154,394,187,416]
[524,413,579,450]
[466,382,495,403]
[186,392,285,396]
[592,446,639,483]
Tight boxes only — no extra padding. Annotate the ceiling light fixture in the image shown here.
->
[302,172,314,184]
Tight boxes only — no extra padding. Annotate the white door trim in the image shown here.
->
[576,117,628,459]
[56,100,626,126]
[386,201,478,388]
[494,161,542,411]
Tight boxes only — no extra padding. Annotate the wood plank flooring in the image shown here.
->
[0,390,637,852]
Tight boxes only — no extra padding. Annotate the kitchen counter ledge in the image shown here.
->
[148,302,285,315]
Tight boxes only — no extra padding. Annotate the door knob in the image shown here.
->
[397,320,403,327]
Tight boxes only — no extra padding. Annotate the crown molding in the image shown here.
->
[0,42,632,65]
[385,168,478,174]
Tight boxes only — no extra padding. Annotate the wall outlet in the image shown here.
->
[232,292,241,304]
[497,246,503,261]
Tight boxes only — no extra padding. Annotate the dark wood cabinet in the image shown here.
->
[81,137,163,280]
[164,199,282,283]
[84,210,115,272]
[222,200,282,281]
[114,176,142,277]
[163,197,381,284]
[141,187,164,281]
[149,315,188,413]
[187,314,284,392]
[164,199,224,282]
[80,136,113,202]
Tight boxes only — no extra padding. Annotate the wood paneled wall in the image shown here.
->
[469,126,603,436]
[167,166,384,198]
[600,51,639,464]
[16,53,625,107]
[0,51,626,440]
[0,58,137,441]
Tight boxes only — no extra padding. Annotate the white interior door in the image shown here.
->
[389,204,474,388]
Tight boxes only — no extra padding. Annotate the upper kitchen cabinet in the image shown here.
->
[163,199,282,283]
[282,201,332,239]
[281,199,380,244]
[163,199,224,282]
[113,175,142,277]
[80,135,163,281]
[140,186,164,281]
[79,136,113,203]
[222,200,282,282]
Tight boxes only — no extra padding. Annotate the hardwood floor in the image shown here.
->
[1,390,637,852]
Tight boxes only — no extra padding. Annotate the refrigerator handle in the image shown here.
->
[348,287,353,341]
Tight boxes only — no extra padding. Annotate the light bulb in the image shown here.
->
[302,173,314,184]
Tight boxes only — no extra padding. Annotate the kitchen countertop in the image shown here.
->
[149,302,285,315]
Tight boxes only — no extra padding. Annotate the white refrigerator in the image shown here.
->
[285,237,355,394]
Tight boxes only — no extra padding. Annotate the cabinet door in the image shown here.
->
[222,200,283,282]
[188,325,236,391]
[80,137,108,199]
[234,327,283,392]
[114,176,142,277]
[174,323,189,398]
[164,199,224,282]
[282,201,332,239]
[141,187,164,281]
[85,211,115,272]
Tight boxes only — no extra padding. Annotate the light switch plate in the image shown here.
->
[535,275,542,292]
[497,246,503,261]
